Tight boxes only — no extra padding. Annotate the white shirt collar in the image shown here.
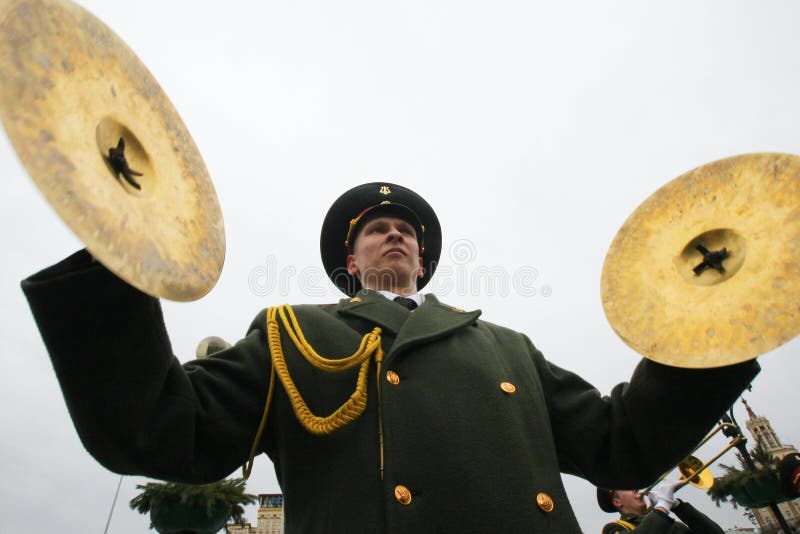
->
[377,290,423,308]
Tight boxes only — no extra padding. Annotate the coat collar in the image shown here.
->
[336,289,482,356]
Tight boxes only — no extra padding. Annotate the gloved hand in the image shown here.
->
[646,479,682,512]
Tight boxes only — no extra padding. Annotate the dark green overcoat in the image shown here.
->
[22,250,758,533]
[602,502,725,533]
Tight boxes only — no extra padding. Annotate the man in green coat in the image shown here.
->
[22,182,758,533]
[597,481,724,533]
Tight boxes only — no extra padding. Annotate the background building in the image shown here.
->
[227,494,284,534]
[741,400,800,532]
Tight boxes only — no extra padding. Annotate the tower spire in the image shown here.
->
[742,397,757,419]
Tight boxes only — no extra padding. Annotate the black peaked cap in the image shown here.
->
[320,182,441,296]
[596,488,617,513]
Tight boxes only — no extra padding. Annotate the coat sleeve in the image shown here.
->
[631,509,678,533]
[525,337,759,489]
[672,501,725,533]
[630,503,724,533]
[21,250,272,483]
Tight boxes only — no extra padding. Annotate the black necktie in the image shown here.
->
[393,296,418,311]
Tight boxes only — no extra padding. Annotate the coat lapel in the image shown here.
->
[336,290,408,335]
[336,291,482,358]
[391,294,481,357]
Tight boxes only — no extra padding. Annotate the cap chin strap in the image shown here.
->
[344,216,360,249]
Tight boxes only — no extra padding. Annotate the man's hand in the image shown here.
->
[646,479,682,512]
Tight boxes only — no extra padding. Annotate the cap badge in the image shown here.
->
[379,185,392,195]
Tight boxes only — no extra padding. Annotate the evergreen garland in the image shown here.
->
[707,444,782,508]
[129,477,257,527]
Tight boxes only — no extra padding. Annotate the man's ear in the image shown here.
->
[347,254,359,276]
[417,256,424,279]
[611,496,622,511]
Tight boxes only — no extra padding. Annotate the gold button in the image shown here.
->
[500,382,516,394]
[386,371,400,385]
[395,485,412,505]
[536,492,554,513]
[350,297,363,303]
[450,306,464,312]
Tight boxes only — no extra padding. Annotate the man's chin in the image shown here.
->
[383,251,406,258]
[359,267,416,290]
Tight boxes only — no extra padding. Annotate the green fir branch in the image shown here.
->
[129,477,257,522]
[707,443,781,508]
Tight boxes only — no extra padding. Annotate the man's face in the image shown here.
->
[612,490,648,515]
[346,216,423,294]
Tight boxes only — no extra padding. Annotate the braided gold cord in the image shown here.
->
[278,304,380,371]
[242,363,275,480]
[271,305,382,434]
[243,304,384,478]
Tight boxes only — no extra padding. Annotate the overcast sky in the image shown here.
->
[2,1,799,532]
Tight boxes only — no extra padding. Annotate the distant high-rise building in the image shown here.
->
[227,493,284,534]
[741,400,800,532]
[257,494,284,534]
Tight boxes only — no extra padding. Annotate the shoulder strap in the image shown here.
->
[602,519,637,533]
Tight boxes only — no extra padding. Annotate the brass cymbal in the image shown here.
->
[0,0,224,301]
[601,153,800,368]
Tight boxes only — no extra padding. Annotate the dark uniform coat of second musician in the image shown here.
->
[602,501,725,534]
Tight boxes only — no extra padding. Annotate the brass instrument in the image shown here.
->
[641,422,746,495]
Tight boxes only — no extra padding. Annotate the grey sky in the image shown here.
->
[1,1,799,532]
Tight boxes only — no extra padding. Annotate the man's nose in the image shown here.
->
[387,227,404,241]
